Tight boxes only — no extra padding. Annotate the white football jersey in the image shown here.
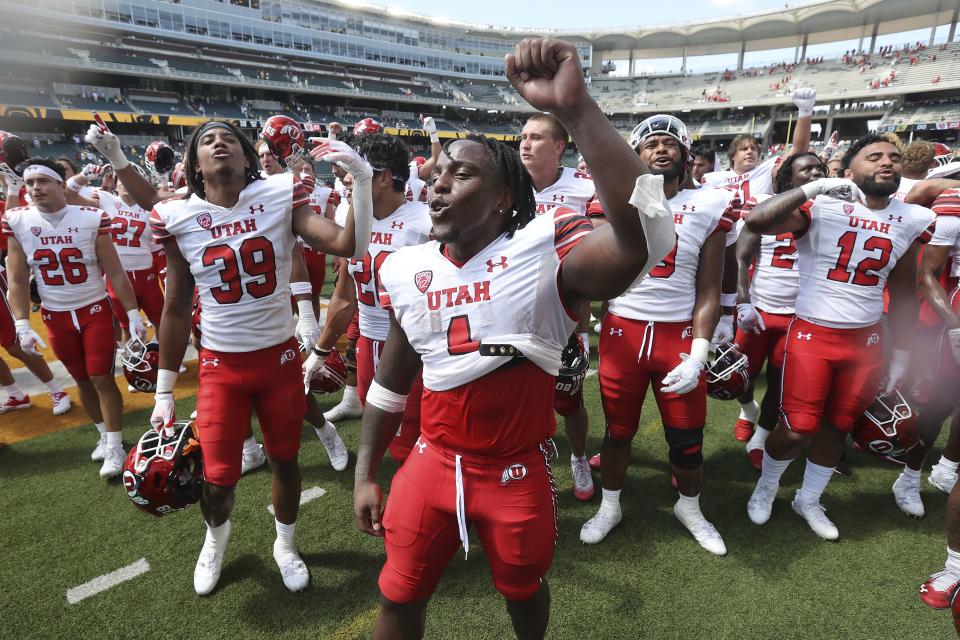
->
[151,174,307,352]
[347,202,433,341]
[929,188,960,277]
[2,204,110,311]
[794,196,935,328]
[533,166,595,216]
[701,155,781,203]
[96,190,154,271]
[333,191,351,228]
[892,176,919,202]
[742,194,800,314]
[607,187,736,322]
[379,208,593,391]
[404,176,428,203]
[309,184,334,212]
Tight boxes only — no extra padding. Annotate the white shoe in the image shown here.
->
[580,509,622,544]
[323,397,362,422]
[929,464,959,494]
[194,521,232,596]
[179,364,187,374]
[99,446,125,478]
[241,444,267,475]
[274,540,310,592]
[747,481,778,525]
[190,409,198,420]
[673,502,727,556]
[90,433,108,461]
[50,391,72,416]
[791,495,839,540]
[315,424,348,471]
[571,456,595,501]
[893,472,925,518]
[127,384,138,393]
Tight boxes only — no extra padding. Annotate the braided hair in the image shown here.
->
[773,152,826,194]
[445,134,536,237]
[183,121,262,199]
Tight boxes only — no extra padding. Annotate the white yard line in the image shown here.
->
[267,486,327,516]
[66,558,151,604]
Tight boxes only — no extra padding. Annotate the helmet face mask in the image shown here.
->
[557,335,589,397]
[706,341,750,400]
[121,336,159,392]
[853,388,922,457]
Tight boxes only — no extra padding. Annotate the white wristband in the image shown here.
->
[429,131,440,144]
[126,309,141,324]
[720,293,737,308]
[66,176,83,193]
[155,368,178,395]
[296,299,317,321]
[14,319,31,332]
[290,281,312,296]
[366,379,408,413]
[690,337,712,364]
[890,348,911,367]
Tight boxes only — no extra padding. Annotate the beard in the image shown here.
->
[860,172,900,197]
[649,159,684,181]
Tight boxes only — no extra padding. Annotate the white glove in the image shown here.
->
[303,348,329,395]
[127,309,147,341]
[422,116,439,143]
[84,123,129,170]
[81,163,103,181]
[712,314,735,343]
[0,163,23,195]
[661,355,706,395]
[150,393,176,433]
[949,328,960,366]
[309,138,372,260]
[792,87,817,118]
[295,300,321,351]
[883,349,911,394]
[628,174,676,279]
[800,177,865,204]
[14,319,45,355]
[737,303,766,335]
[308,138,373,181]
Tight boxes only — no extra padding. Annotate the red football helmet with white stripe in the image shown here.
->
[122,422,203,517]
[260,115,306,168]
[309,349,348,394]
[145,140,175,176]
[353,118,383,135]
[853,389,921,458]
[0,131,27,167]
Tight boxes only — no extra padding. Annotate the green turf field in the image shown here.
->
[1,347,957,640]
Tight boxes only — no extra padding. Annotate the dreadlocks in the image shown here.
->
[774,152,826,194]
[445,134,536,237]
[183,120,262,199]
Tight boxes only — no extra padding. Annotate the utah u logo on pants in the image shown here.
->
[501,463,527,485]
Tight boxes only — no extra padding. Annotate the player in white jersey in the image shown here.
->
[147,120,372,595]
[520,112,597,500]
[2,159,146,478]
[581,114,735,555]
[308,133,433,462]
[353,39,675,639]
[733,152,827,465]
[745,134,936,540]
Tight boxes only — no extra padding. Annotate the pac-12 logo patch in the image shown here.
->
[196,213,213,230]
[30,226,41,236]
[843,204,855,215]
[414,270,433,293]
[501,463,527,485]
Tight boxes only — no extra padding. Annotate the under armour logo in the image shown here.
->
[866,333,880,346]
[486,257,508,272]
[202,357,220,367]
[681,204,696,212]
[249,204,265,215]
[609,327,623,336]
[796,332,812,340]
[68,227,80,233]
[42,313,52,321]
[391,221,404,229]
[415,438,427,454]
[552,194,565,202]
[888,215,903,223]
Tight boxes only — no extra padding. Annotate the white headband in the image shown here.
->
[23,165,63,183]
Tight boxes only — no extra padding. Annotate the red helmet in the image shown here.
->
[853,389,921,458]
[145,140,175,175]
[933,142,953,167]
[121,337,160,392]
[0,131,27,167]
[412,155,427,167]
[309,349,348,394]
[171,162,187,190]
[122,422,203,517]
[556,334,589,398]
[260,115,306,168]
[706,341,750,400]
[353,118,382,135]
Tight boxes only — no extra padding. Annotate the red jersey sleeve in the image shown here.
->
[97,211,113,236]
[918,219,937,244]
[292,177,310,210]
[793,199,816,239]
[711,195,738,235]
[553,206,594,261]
[585,195,605,218]
[932,189,960,216]
[150,209,174,244]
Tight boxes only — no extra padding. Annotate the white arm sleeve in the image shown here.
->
[350,175,372,260]
[629,174,676,280]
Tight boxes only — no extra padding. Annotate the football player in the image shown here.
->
[290,156,337,319]
[580,114,736,555]
[520,112,596,500]
[893,140,935,201]
[148,120,371,595]
[745,134,936,540]
[307,132,433,463]
[2,159,146,477]
[734,152,827,466]
[690,145,716,185]
[353,38,675,639]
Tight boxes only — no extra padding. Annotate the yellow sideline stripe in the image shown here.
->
[328,604,379,640]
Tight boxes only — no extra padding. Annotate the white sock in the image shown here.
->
[903,467,921,480]
[796,460,834,504]
[738,400,759,423]
[599,488,621,515]
[946,547,960,573]
[937,456,960,473]
[242,436,260,456]
[206,521,230,545]
[275,519,297,555]
[341,384,359,406]
[95,422,107,435]
[2,383,24,399]
[316,420,334,435]
[675,493,703,519]
[759,451,792,487]
[44,379,63,394]
[747,426,771,450]
[105,431,123,448]
[571,454,587,465]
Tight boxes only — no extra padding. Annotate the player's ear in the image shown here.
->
[843,168,853,179]
[495,189,513,217]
